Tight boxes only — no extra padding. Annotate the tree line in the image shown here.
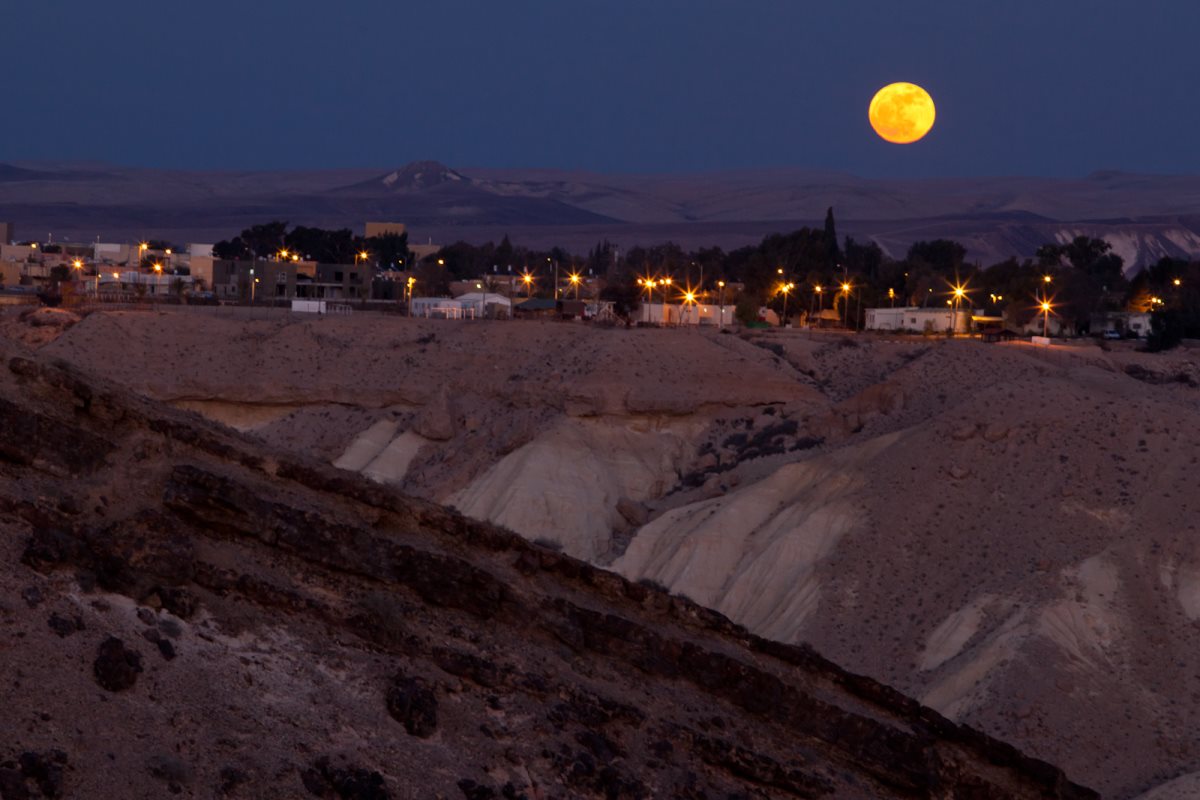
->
[210,213,1200,347]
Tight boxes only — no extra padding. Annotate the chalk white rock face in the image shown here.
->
[613,432,902,644]
[333,419,400,472]
[449,417,697,561]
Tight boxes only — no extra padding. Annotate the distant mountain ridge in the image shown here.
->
[2,159,1200,268]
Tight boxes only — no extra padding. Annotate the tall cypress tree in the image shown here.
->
[823,207,841,267]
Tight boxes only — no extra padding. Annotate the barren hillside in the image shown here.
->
[0,322,1098,798]
[15,306,1200,797]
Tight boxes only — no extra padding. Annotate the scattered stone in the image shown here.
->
[982,424,1010,443]
[457,778,496,800]
[156,639,177,661]
[301,757,390,800]
[20,586,43,609]
[47,613,84,638]
[92,637,143,692]
[218,766,249,795]
[615,497,649,527]
[136,607,156,625]
[146,753,191,786]
[0,750,68,799]
[948,465,971,480]
[951,424,977,441]
[157,587,198,619]
[385,675,438,738]
[157,617,184,639]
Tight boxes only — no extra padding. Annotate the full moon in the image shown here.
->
[869,82,936,144]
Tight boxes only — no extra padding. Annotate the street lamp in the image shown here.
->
[568,272,582,300]
[1040,298,1052,337]
[951,284,966,336]
[521,271,534,298]
[779,282,794,327]
[717,280,726,328]
[888,287,895,307]
[841,282,851,328]
[661,276,673,324]
[682,289,698,324]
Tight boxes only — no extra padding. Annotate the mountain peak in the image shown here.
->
[377,161,466,191]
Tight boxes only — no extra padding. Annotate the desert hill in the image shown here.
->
[0,320,1097,798]
[5,160,1200,268]
[17,306,1200,798]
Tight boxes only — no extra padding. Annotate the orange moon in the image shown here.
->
[868,82,936,144]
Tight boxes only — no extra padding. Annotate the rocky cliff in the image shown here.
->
[0,343,1096,798]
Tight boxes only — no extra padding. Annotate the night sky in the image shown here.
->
[5,0,1197,177]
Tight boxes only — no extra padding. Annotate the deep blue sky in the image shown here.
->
[4,0,1197,177]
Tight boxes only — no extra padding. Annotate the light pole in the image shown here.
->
[661,276,672,324]
[569,272,581,300]
[841,282,851,328]
[717,280,726,328]
[888,287,895,307]
[683,290,697,324]
[951,285,965,336]
[1039,295,1052,337]
[780,282,794,327]
[521,271,534,298]
[638,278,655,323]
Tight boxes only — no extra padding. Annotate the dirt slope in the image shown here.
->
[19,307,1200,796]
[0,341,1095,799]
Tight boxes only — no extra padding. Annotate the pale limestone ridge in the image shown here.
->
[613,431,902,643]
[449,417,700,561]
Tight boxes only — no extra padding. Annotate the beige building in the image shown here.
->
[365,222,406,238]
[0,260,21,286]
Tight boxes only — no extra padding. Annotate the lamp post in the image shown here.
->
[661,276,672,324]
[888,287,895,307]
[841,282,851,327]
[951,285,965,336]
[1041,298,1052,337]
[717,280,726,328]
[569,272,582,300]
[780,282,794,327]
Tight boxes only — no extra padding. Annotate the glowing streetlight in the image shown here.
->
[568,271,582,300]
[661,276,673,323]
[682,289,698,324]
[779,282,794,327]
[1173,278,1182,287]
[840,282,852,328]
[521,271,535,298]
[1043,274,1052,284]
[1038,294,1055,338]
[888,287,895,307]
[717,280,726,328]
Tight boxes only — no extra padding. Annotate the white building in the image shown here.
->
[865,306,972,334]
[640,302,735,326]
